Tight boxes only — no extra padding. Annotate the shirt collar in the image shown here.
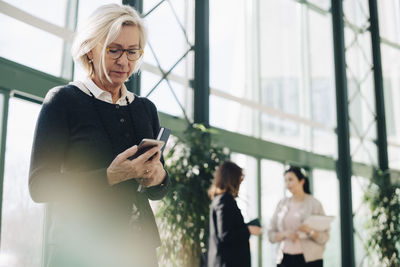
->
[83,78,135,105]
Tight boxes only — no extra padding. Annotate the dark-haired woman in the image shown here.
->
[268,166,329,267]
[207,161,262,267]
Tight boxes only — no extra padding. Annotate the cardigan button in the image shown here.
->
[120,118,125,123]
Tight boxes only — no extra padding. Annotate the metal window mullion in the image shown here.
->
[368,0,389,172]
[331,0,356,267]
[0,88,10,246]
[194,0,209,126]
[123,0,143,95]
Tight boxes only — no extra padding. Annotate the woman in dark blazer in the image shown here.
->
[207,161,262,267]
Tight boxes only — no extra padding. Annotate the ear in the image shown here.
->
[87,50,93,61]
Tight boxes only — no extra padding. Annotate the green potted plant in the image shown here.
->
[364,169,400,267]
[156,123,230,267]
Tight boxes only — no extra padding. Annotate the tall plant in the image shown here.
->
[156,123,230,267]
[364,169,400,267]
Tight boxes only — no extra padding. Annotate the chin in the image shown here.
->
[111,77,128,86]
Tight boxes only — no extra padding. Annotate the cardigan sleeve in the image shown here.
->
[311,199,330,245]
[29,88,110,203]
[214,194,250,245]
[141,97,171,200]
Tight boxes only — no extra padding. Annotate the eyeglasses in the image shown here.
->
[106,47,144,61]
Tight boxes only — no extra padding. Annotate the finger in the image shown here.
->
[116,145,138,163]
[148,150,161,162]
[138,146,160,161]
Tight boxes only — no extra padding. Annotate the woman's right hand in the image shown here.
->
[275,231,298,242]
[106,145,161,186]
[248,225,262,236]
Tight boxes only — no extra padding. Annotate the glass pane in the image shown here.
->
[144,1,192,73]
[141,71,189,118]
[3,0,68,27]
[261,159,284,266]
[381,43,400,170]
[233,154,258,222]
[210,95,258,136]
[343,0,370,29]
[260,111,310,150]
[388,145,400,170]
[165,0,195,46]
[309,10,337,156]
[232,153,258,267]
[312,129,337,158]
[352,175,371,267]
[143,0,162,14]
[308,0,330,10]
[0,14,64,77]
[313,169,341,267]
[0,98,44,267]
[76,0,121,27]
[260,1,307,149]
[378,0,400,44]
[345,21,377,166]
[209,0,246,96]
[260,0,302,102]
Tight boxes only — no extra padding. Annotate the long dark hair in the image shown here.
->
[284,166,311,194]
[208,161,243,199]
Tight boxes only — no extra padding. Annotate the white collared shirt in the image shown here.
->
[70,78,135,105]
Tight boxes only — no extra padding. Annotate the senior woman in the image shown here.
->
[29,4,169,267]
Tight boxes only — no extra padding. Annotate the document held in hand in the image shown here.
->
[303,215,335,231]
[298,215,334,239]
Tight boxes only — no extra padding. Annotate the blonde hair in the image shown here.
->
[71,4,147,83]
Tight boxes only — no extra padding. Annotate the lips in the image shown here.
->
[111,71,128,76]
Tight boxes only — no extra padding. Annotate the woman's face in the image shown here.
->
[89,25,141,89]
[284,171,304,195]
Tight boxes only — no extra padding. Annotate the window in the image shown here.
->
[232,153,258,267]
[0,14,64,77]
[0,98,44,267]
[313,169,341,267]
[261,159,284,266]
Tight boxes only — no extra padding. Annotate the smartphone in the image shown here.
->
[129,138,165,160]
[156,127,171,153]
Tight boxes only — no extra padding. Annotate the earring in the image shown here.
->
[88,58,93,63]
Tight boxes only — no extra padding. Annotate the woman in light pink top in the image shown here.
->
[268,166,330,267]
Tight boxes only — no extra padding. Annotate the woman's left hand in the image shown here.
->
[298,223,317,239]
[138,150,166,187]
[298,223,311,233]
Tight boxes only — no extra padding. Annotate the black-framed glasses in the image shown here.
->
[106,47,144,61]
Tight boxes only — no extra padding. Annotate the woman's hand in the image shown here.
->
[248,225,263,236]
[106,145,165,186]
[298,223,317,239]
[286,232,299,241]
[137,150,166,187]
[275,231,298,242]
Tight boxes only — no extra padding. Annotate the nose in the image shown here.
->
[116,51,129,65]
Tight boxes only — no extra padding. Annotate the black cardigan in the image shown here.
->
[29,85,170,251]
[208,193,251,267]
